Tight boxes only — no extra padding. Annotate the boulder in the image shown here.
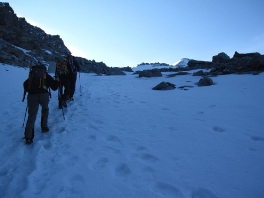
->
[152,82,176,90]
[197,77,213,86]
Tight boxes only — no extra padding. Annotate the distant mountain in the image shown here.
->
[133,62,174,72]
[173,58,190,67]
[133,59,190,71]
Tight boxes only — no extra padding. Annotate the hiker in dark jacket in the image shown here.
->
[66,53,80,101]
[23,66,59,144]
[55,58,71,109]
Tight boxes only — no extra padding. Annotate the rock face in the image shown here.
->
[0,2,69,66]
[0,2,129,75]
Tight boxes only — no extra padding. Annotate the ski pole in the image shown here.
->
[22,105,28,128]
[58,80,65,120]
[79,72,82,96]
[22,90,26,102]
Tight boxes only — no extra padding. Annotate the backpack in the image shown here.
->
[27,65,47,91]
[56,61,69,75]
[22,64,50,102]
[67,55,77,73]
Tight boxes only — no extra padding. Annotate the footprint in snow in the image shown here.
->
[212,126,225,133]
[88,134,96,141]
[251,136,264,142]
[88,124,99,131]
[191,187,219,198]
[64,155,79,167]
[115,163,131,177]
[106,135,122,144]
[68,174,85,196]
[42,139,52,150]
[56,126,67,134]
[141,166,155,176]
[151,181,184,198]
[139,153,159,163]
[93,157,109,170]
[136,146,148,152]
[103,146,121,154]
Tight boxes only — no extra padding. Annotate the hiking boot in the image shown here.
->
[25,139,33,144]
[69,97,74,101]
[62,100,67,107]
[42,126,49,133]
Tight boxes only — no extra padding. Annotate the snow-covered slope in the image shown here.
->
[0,63,263,198]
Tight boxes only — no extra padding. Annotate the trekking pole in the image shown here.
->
[22,61,32,127]
[22,105,28,127]
[79,72,82,96]
[22,90,26,102]
[58,81,65,120]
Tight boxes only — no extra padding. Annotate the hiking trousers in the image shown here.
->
[69,72,77,98]
[24,93,49,140]
[59,75,70,101]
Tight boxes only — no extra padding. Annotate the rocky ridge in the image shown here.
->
[0,2,130,75]
[136,51,264,77]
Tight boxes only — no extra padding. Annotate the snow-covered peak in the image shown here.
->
[132,62,174,72]
[132,59,190,71]
[173,58,190,67]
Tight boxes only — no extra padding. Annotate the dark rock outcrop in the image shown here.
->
[166,71,189,77]
[138,69,162,77]
[0,3,69,66]
[233,51,260,59]
[186,51,264,75]
[192,70,207,76]
[152,82,176,90]
[0,3,130,75]
[212,52,230,63]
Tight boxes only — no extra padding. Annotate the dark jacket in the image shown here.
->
[67,56,81,73]
[23,73,59,94]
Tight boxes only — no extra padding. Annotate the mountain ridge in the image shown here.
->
[0,2,263,75]
[0,2,131,75]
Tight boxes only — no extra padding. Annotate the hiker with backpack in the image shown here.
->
[66,53,80,101]
[23,63,59,144]
[55,58,71,109]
